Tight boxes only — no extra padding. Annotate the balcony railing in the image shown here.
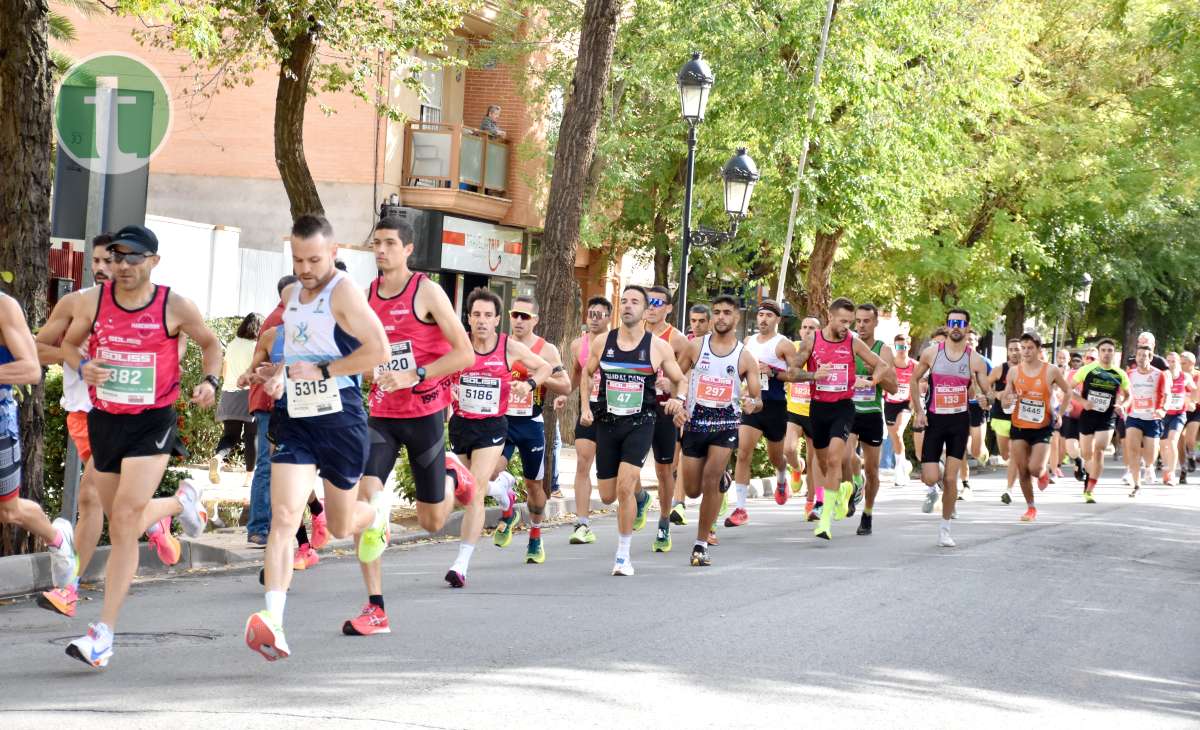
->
[399,121,512,222]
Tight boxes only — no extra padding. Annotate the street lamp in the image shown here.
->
[674,53,759,329]
[1053,271,1093,360]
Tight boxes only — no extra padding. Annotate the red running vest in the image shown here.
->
[89,283,181,414]
[366,274,453,419]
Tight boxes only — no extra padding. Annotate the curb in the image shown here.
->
[0,497,613,600]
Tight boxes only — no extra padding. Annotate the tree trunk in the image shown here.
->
[1003,294,1025,341]
[0,0,53,556]
[1121,296,1139,363]
[651,183,670,285]
[803,227,844,316]
[533,0,623,498]
[273,25,324,220]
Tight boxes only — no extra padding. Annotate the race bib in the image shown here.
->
[1166,392,1185,411]
[696,375,734,409]
[895,383,911,401]
[460,375,501,416]
[932,384,968,414]
[605,380,644,416]
[788,381,811,403]
[815,363,850,393]
[759,372,770,392]
[852,376,875,402]
[286,377,342,418]
[383,340,415,373]
[1087,390,1113,412]
[508,385,534,417]
[1018,397,1046,425]
[96,349,157,405]
[1132,393,1155,415]
[589,372,601,402]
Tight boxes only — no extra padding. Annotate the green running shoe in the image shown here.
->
[525,537,545,564]
[493,509,519,548]
[653,527,672,553]
[834,481,853,521]
[669,502,688,525]
[633,490,650,531]
[814,499,833,540]
[569,523,596,544]
[357,490,393,563]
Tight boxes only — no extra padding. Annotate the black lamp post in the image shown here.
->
[675,52,759,329]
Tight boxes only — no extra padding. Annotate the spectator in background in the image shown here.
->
[480,104,506,138]
[242,275,297,546]
[210,313,261,487]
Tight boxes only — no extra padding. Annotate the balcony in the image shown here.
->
[398,121,512,222]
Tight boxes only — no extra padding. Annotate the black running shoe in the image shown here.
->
[719,470,732,493]
[1000,491,1012,505]
[1188,456,1196,473]
[846,484,862,518]
[1180,468,1188,485]
[1073,459,1085,482]
[690,546,711,567]
[856,513,873,536]
[807,501,823,522]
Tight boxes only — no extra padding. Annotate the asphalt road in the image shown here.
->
[1,460,1198,729]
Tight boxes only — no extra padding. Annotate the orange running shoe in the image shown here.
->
[293,544,320,570]
[1037,471,1050,491]
[446,453,476,506]
[147,517,181,566]
[38,584,79,617]
[1020,506,1037,522]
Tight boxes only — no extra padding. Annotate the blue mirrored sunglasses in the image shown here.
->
[946,318,968,328]
[648,297,667,307]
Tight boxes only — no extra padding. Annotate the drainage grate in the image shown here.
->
[49,630,219,647]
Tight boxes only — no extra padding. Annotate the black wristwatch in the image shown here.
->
[415,366,427,384]
[526,377,537,391]
[318,362,332,380]
[202,374,220,392]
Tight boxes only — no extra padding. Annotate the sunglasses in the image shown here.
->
[946,318,968,329]
[895,344,908,350]
[509,310,534,321]
[587,310,608,319]
[648,297,667,308]
[110,250,149,265]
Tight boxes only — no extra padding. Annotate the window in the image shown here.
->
[419,65,443,125]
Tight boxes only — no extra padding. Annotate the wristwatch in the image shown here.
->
[203,374,220,392]
[415,366,427,384]
[526,377,537,391]
[318,362,332,380]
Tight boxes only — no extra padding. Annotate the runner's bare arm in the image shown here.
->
[60,287,103,378]
[579,333,604,424]
[654,337,688,423]
[970,354,992,409]
[0,296,41,385]
[35,290,79,365]
[308,279,389,379]
[877,344,898,394]
[909,346,935,415]
[853,336,891,388]
[417,277,475,380]
[567,337,583,391]
[508,339,551,399]
[539,342,572,396]
[741,349,763,410]
[782,334,823,382]
[165,292,222,406]
[242,327,278,386]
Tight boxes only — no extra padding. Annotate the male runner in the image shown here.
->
[1074,338,1129,502]
[989,338,1021,504]
[790,298,883,542]
[688,304,712,340]
[445,288,550,586]
[676,295,762,566]
[1124,343,1170,497]
[59,225,218,667]
[958,332,992,499]
[885,332,916,487]
[496,294,570,563]
[785,316,822,519]
[580,285,686,575]
[1000,332,1073,522]
[241,215,392,661]
[910,329,947,475]
[845,303,897,535]
[0,291,78,599]
[909,308,991,548]
[1160,352,1193,485]
[342,216,477,634]
[36,236,184,617]
[564,296,612,545]
[729,300,796,524]
[640,285,690,553]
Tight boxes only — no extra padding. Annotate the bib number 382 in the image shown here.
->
[287,377,342,418]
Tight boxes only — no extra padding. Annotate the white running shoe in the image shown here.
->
[1142,467,1156,485]
[611,556,635,576]
[1121,470,1132,485]
[894,465,908,486]
[66,622,113,669]
[48,517,78,588]
[938,527,957,548]
[921,487,938,513]
[175,479,208,538]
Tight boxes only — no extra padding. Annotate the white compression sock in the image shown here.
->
[265,590,286,621]
[616,533,632,561]
[452,542,476,573]
[735,483,748,508]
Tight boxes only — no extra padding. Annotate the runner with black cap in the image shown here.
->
[58,224,220,668]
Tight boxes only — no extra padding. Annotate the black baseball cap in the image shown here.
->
[108,225,159,255]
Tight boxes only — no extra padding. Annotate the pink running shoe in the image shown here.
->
[38,584,79,617]
[1037,470,1050,491]
[724,507,748,527]
[444,569,466,588]
[310,502,329,549]
[342,603,391,635]
[446,453,476,506]
[147,517,181,566]
[293,544,320,570]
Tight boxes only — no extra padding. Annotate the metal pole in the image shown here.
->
[677,122,697,330]
[774,0,837,303]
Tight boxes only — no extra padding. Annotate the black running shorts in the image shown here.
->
[920,411,970,463]
[365,411,447,503]
[88,405,178,475]
[808,399,855,450]
[595,416,655,480]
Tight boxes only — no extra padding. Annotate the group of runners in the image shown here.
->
[4,215,1199,669]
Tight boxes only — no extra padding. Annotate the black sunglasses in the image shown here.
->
[111,250,150,265]
[509,310,533,321]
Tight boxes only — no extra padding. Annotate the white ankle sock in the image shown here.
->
[265,590,286,621]
[452,542,475,573]
[735,483,748,508]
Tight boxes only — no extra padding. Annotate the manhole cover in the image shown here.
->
[49,630,219,647]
